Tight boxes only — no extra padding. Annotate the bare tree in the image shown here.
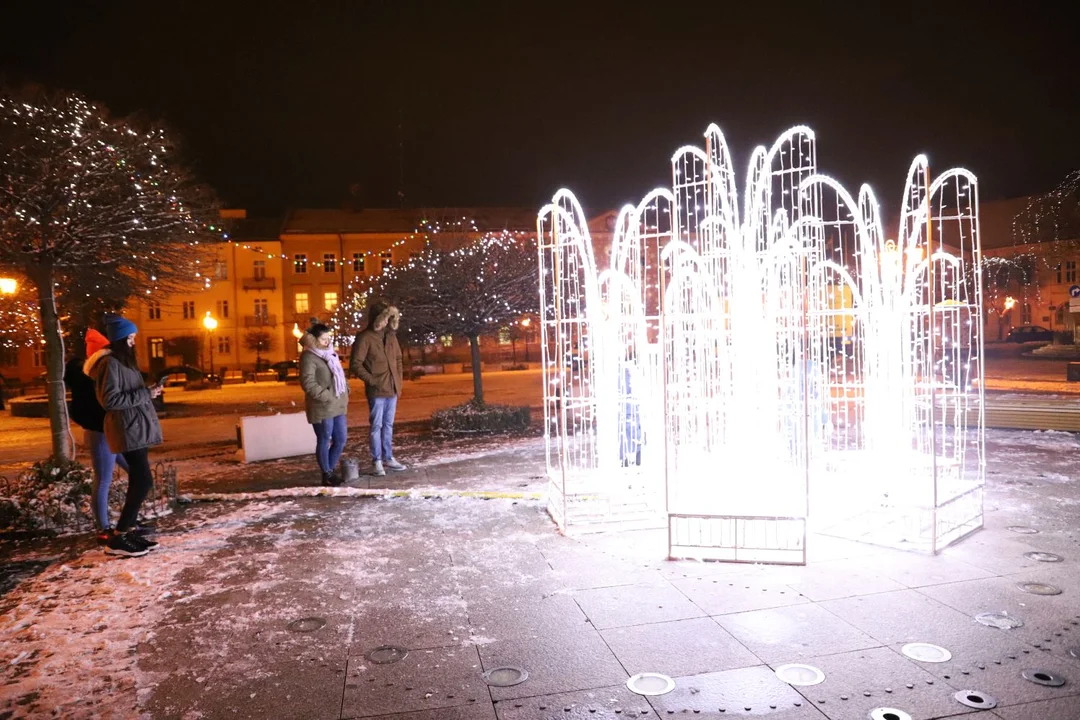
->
[244,329,276,372]
[0,86,219,460]
[374,231,538,404]
[1013,170,1080,266]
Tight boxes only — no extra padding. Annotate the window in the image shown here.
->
[254,298,269,320]
[294,254,308,274]
[381,250,392,271]
[217,336,231,354]
[149,338,165,359]
[1056,264,1063,284]
[1021,303,1032,325]
[1067,260,1077,284]
[147,300,162,320]
[498,327,512,345]
[0,347,17,367]
[295,292,309,314]
[214,261,228,280]
[352,253,365,272]
[323,253,337,273]
[440,335,454,348]
[324,291,338,311]
[253,260,266,279]
[33,346,45,367]
[182,301,196,320]
[216,300,230,319]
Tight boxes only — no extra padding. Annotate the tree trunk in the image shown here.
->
[31,265,73,461]
[468,333,484,405]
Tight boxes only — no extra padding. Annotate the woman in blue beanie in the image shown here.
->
[85,314,164,557]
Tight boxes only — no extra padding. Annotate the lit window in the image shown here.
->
[149,338,165,359]
[440,335,453,348]
[294,254,308,274]
[182,301,196,320]
[498,327,512,345]
[295,292,309,314]
[381,250,392,271]
[323,253,337,273]
[352,253,365,272]
[324,292,338,311]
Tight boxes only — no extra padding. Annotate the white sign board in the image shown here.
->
[1070,298,1080,313]
[239,412,316,463]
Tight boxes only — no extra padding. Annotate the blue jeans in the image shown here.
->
[368,395,398,462]
[312,414,348,476]
[85,429,129,531]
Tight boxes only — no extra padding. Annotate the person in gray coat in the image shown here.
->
[299,324,349,486]
[86,314,163,557]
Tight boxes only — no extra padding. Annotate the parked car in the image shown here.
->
[1005,325,1054,344]
[269,360,298,381]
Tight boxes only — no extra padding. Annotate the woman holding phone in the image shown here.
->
[86,314,164,557]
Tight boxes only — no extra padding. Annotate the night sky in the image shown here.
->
[3,1,1077,217]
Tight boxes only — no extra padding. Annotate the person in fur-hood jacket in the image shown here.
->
[84,314,163,558]
[65,328,132,542]
[349,302,405,477]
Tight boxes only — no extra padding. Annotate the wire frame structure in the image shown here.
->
[537,124,984,560]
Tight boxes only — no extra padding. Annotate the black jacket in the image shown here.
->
[65,356,106,432]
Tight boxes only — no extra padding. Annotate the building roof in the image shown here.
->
[280,207,541,235]
[227,217,285,242]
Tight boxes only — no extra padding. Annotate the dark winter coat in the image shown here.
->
[299,348,350,424]
[65,357,106,432]
[349,304,403,399]
[86,350,163,454]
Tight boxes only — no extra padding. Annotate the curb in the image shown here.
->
[180,487,546,503]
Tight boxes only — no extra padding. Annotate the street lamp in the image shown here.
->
[0,278,16,295]
[203,312,218,377]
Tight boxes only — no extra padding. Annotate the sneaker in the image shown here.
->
[132,523,156,538]
[322,473,344,487]
[372,460,386,477]
[105,533,149,557]
[385,458,407,472]
[96,530,112,546]
[132,533,160,551]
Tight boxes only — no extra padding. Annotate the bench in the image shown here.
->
[222,370,245,385]
[238,411,316,462]
[252,371,277,383]
[965,397,1080,432]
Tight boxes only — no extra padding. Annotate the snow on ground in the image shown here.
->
[0,502,281,719]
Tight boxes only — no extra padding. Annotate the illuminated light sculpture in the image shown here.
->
[538,124,984,562]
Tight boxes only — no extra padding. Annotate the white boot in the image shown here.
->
[372,460,386,477]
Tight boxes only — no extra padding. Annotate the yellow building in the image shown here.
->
[124,213,288,376]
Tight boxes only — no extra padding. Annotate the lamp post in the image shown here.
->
[203,312,218,378]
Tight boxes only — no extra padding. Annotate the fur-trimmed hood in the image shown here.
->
[366,303,400,332]
[83,348,112,377]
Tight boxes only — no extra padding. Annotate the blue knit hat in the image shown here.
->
[103,314,138,343]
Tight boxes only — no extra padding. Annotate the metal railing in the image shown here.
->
[244,314,277,328]
[242,276,276,290]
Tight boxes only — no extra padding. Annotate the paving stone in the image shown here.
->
[643,665,828,718]
[466,591,592,642]
[821,590,991,647]
[477,629,628,701]
[492,685,658,719]
[783,646,968,720]
[668,574,809,616]
[341,645,487,718]
[849,549,995,589]
[349,593,472,651]
[572,581,706,629]
[538,541,665,590]
[994,694,1080,719]
[940,530,1046,575]
[776,558,907,602]
[350,704,497,720]
[715,604,879,663]
[600,617,761,677]
[806,533,893,563]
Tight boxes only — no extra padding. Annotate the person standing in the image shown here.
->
[350,302,406,477]
[299,324,349,486]
[66,328,131,543]
[86,315,162,557]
